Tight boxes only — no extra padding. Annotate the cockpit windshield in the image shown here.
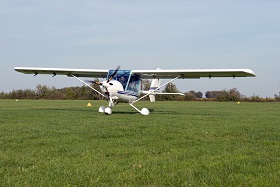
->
[107,70,130,90]
[107,70,141,93]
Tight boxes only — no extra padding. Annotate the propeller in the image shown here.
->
[86,65,120,85]
[85,66,120,99]
[107,65,120,83]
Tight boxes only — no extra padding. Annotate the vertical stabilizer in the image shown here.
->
[149,78,161,102]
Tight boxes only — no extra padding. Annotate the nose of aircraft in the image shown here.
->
[102,81,111,88]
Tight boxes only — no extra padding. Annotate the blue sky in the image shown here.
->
[1,0,279,97]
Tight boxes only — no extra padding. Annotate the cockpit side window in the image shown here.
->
[126,74,140,93]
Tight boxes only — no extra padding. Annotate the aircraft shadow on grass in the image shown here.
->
[32,108,226,116]
[31,107,155,115]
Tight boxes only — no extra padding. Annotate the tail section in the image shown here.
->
[139,68,184,103]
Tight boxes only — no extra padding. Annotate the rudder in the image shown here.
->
[149,78,161,102]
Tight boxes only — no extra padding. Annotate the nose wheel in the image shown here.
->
[104,107,112,115]
[98,106,112,115]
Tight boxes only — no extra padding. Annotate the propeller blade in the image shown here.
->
[86,80,102,85]
[107,65,120,83]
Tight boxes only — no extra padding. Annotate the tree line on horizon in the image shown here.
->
[1,79,279,102]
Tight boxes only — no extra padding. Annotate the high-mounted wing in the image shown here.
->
[131,69,255,79]
[14,67,256,79]
[14,67,109,78]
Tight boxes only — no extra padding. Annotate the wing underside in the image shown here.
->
[132,69,255,79]
[15,67,255,79]
[14,67,109,78]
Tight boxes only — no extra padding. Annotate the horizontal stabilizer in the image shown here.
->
[155,93,185,96]
[140,91,184,103]
[140,91,184,96]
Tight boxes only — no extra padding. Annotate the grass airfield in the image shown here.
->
[0,100,279,186]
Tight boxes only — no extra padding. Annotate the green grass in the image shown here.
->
[0,100,279,186]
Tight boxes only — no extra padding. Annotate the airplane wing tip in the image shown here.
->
[245,69,256,77]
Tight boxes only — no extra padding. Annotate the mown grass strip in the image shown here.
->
[0,100,279,186]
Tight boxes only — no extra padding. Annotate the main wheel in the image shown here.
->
[141,108,150,115]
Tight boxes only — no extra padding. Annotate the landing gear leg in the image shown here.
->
[129,103,150,115]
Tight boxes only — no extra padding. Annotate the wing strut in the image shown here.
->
[71,74,106,98]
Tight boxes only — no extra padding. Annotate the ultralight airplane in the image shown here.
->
[14,66,255,115]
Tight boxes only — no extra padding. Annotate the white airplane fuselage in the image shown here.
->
[100,80,139,103]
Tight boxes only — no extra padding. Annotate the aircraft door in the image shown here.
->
[126,74,140,93]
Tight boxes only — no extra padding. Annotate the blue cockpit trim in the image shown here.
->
[117,91,139,98]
